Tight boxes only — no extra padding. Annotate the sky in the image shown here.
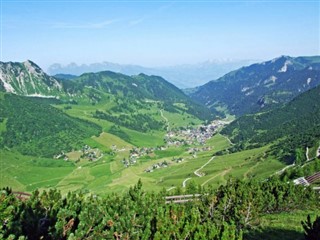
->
[1,0,319,70]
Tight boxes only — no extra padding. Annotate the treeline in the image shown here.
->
[93,110,164,132]
[1,178,318,239]
[108,125,131,143]
[69,71,214,121]
[221,85,320,163]
[0,94,101,157]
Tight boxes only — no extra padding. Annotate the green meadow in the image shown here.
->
[0,133,286,195]
[0,91,287,195]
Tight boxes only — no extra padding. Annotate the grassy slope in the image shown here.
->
[0,150,74,192]
[1,117,309,239]
[144,143,284,191]
[0,133,285,195]
[56,102,202,147]
[244,209,319,240]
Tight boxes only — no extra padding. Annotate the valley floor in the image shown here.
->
[0,132,285,195]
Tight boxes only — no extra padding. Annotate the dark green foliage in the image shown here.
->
[301,215,320,240]
[0,178,317,239]
[221,85,320,163]
[133,74,218,119]
[108,125,131,143]
[53,74,77,81]
[280,160,320,181]
[0,94,102,157]
[94,110,164,132]
[190,56,320,116]
[68,71,214,121]
[2,59,214,124]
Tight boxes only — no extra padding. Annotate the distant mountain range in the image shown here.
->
[0,60,214,156]
[1,56,319,121]
[1,56,320,192]
[47,59,257,88]
[189,56,320,116]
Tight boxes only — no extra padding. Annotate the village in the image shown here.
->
[118,120,230,171]
[53,120,229,171]
[54,144,103,162]
[164,120,229,146]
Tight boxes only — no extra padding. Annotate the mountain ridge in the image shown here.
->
[0,60,63,96]
[47,59,257,88]
[0,60,214,139]
[189,55,320,116]
[221,84,320,164]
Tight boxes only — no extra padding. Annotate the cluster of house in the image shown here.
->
[111,145,127,152]
[172,157,184,163]
[121,157,136,168]
[121,146,167,167]
[53,145,103,162]
[164,120,228,147]
[119,121,229,168]
[53,151,68,161]
[144,161,169,173]
[187,146,212,157]
[121,147,153,167]
[81,145,103,161]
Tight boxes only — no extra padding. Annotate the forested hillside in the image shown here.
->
[0,93,101,157]
[221,85,320,163]
[1,61,216,135]
[0,178,318,240]
[190,56,320,116]
[65,71,215,120]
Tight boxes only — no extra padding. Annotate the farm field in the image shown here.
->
[0,132,286,195]
[142,143,284,192]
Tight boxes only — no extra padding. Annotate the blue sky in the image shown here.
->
[1,0,319,70]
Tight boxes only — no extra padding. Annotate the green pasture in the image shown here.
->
[0,150,74,192]
[138,144,285,191]
[160,109,203,129]
[57,103,166,147]
[0,128,286,195]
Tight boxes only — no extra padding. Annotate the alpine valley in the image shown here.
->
[0,56,320,239]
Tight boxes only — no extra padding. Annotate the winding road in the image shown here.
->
[160,109,170,131]
[221,134,234,146]
[182,156,216,187]
[166,186,176,191]
[182,178,191,188]
[275,163,295,175]
[194,156,215,177]
[306,147,310,161]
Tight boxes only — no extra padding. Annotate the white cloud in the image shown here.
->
[129,17,146,26]
[128,2,174,27]
[52,19,118,29]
